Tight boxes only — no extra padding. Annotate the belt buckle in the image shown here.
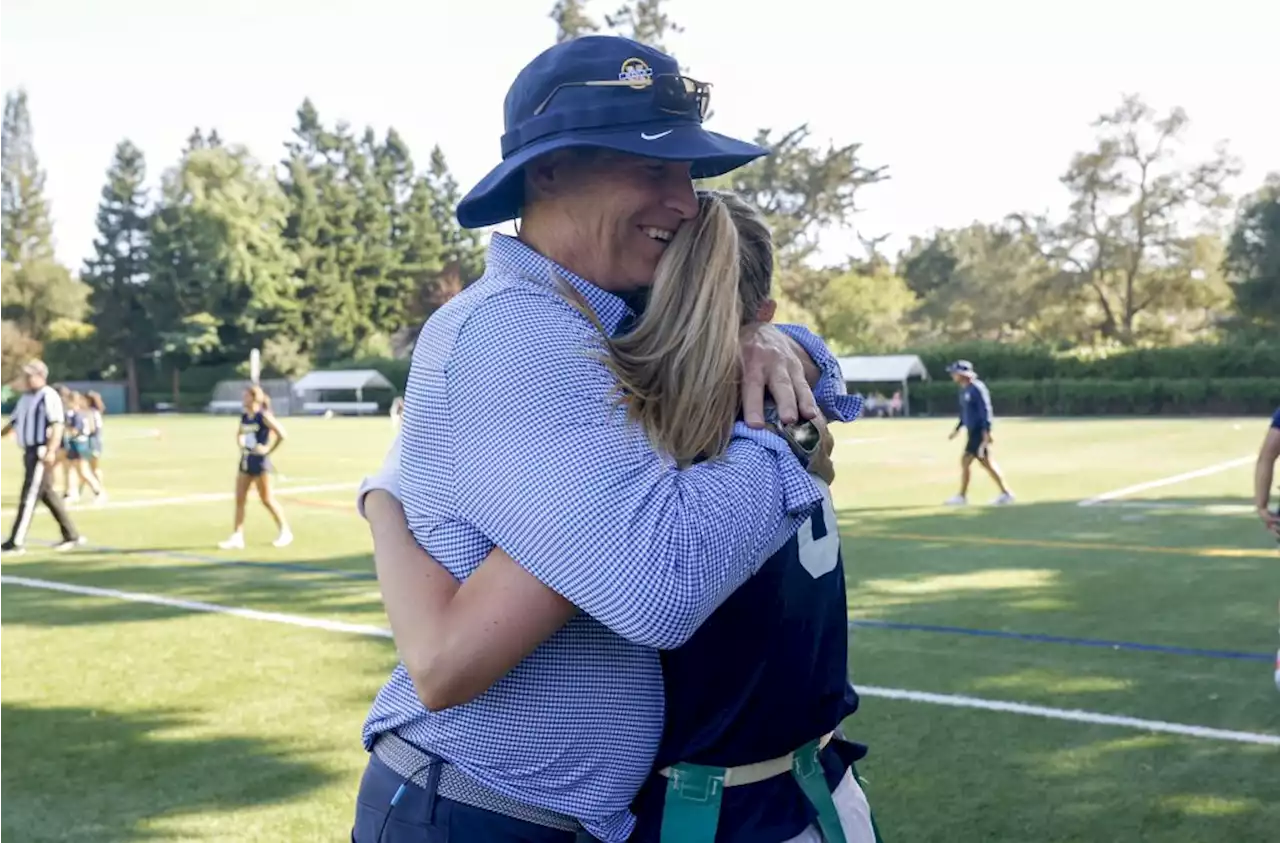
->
[669,766,724,803]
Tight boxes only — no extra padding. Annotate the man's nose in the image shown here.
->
[662,164,698,220]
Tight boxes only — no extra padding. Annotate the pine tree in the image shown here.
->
[279,100,361,360]
[426,146,485,284]
[82,140,152,410]
[2,89,55,266]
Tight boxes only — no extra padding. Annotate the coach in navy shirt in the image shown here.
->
[944,360,1015,506]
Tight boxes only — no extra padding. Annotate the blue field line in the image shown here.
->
[848,618,1272,663]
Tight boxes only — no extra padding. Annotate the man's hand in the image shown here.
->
[40,447,57,468]
[1258,506,1280,538]
[805,412,836,486]
[740,323,818,428]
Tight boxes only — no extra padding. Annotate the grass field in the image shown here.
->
[2,414,1277,842]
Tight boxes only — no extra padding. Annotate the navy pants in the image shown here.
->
[352,753,597,843]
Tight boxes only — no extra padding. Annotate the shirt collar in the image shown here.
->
[486,233,635,336]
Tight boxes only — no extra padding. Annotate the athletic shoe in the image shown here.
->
[272,528,294,548]
[944,495,968,506]
[1,540,24,555]
[992,492,1016,505]
[54,536,87,552]
[218,533,245,550]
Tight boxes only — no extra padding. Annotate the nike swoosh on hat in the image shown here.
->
[640,130,673,140]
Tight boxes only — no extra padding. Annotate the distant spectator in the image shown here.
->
[944,360,1014,506]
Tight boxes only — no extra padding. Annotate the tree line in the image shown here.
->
[2,92,484,408]
[3,0,1277,411]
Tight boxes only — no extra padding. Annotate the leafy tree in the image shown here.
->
[41,318,99,381]
[148,143,298,362]
[1017,95,1239,343]
[82,140,152,409]
[551,0,600,41]
[1224,173,1280,335]
[1,320,42,381]
[605,0,683,53]
[0,259,87,340]
[158,312,222,405]
[814,267,918,353]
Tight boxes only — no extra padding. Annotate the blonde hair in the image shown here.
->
[246,385,271,412]
[569,190,773,465]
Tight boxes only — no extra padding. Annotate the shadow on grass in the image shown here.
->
[0,702,338,842]
[837,495,1279,841]
[0,554,384,631]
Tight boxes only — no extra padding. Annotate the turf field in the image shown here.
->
[2,414,1277,842]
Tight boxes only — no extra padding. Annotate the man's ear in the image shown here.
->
[755,299,777,323]
[526,150,587,199]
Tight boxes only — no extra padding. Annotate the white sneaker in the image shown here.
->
[272,529,294,548]
[992,492,1016,505]
[94,491,108,506]
[55,536,87,552]
[218,533,245,550]
[944,495,968,506]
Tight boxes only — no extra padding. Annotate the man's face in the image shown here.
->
[553,152,698,290]
[950,372,965,385]
[25,372,44,391]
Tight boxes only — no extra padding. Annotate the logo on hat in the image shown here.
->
[619,57,653,89]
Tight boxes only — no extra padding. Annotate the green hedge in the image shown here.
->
[909,342,1280,381]
[905,378,1280,416]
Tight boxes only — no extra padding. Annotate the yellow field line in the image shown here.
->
[847,531,1276,560]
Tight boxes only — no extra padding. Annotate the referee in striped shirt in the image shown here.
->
[2,360,83,554]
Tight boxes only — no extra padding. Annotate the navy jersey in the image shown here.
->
[239,411,270,452]
[958,379,993,432]
[64,409,86,442]
[629,485,859,843]
[1272,406,1280,430]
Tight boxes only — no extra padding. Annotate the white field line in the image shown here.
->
[5,574,1277,748]
[0,482,358,517]
[0,575,391,638]
[1077,456,1254,507]
[857,685,1278,747]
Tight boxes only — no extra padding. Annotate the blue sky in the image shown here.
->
[3,0,1278,271]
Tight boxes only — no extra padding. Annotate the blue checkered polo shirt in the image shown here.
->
[363,233,861,842]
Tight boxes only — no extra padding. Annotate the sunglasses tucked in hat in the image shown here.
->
[456,36,768,229]
[946,360,975,375]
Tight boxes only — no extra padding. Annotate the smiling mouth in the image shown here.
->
[641,226,674,243]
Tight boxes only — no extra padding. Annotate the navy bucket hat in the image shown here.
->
[456,35,769,229]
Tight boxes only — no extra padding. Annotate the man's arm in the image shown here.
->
[1255,414,1280,535]
[433,289,823,650]
[42,390,65,459]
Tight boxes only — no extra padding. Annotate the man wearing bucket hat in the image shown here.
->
[945,359,1014,506]
[351,36,869,843]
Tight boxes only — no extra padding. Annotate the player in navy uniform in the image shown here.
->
[62,391,106,504]
[944,360,1013,506]
[357,192,879,842]
[217,385,293,549]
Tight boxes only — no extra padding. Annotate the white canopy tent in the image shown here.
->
[291,369,397,416]
[837,355,931,417]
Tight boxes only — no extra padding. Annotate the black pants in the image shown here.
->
[7,446,78,547]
